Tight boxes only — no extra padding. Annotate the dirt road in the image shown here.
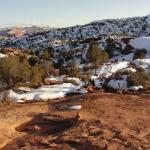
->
[0,92,150,150]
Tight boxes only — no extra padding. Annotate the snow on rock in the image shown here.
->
[107,75,128,90]
[95,61,129,78]
[8,83,87,102]
[132,59,150,71]
[129,37,150,51]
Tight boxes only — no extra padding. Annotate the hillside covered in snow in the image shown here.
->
[0,15,150,51]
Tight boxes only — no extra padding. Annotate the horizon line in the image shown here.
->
[0,14,149,29]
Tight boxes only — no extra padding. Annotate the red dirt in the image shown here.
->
[0,92,150,150]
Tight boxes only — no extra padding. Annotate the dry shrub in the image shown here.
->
[128,69,150,88]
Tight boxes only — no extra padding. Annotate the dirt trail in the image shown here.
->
[0,102,48,148]
[0,93,150,150]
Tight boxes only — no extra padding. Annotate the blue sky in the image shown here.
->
[0,0,150,27]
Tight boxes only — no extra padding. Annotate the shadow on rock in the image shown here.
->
[15,113,80,135]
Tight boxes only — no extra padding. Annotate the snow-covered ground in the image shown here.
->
[107,75,143,91]
[8,83,87,103]
[44,76,65,83]
[95,61,129,78]
[132,59,150,71]
[130,37,150,51]
[110,53,134,62]
[64,77,85,87]
[107,75,128,90]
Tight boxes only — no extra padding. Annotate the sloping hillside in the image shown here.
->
[0,15,150,50]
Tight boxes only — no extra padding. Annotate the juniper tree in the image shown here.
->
[87,41,109,67]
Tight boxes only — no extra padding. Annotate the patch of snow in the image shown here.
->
[107,75,128,90]
[78,89,88,94]
[95,61,129,78]
[128,86,143,91]
[121,41,126,50]
[45,76,64,82]
[64,77,85,87]
[132,59,150,71]
[67,105,82,110]
[110,53,134,62]
[107,75,144,91]
[123,67,136,73]
[8,83,87,102]
[91,76,105,88]
[0,53,7,58]
[130,37,150,51]
[17,87,31,92]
